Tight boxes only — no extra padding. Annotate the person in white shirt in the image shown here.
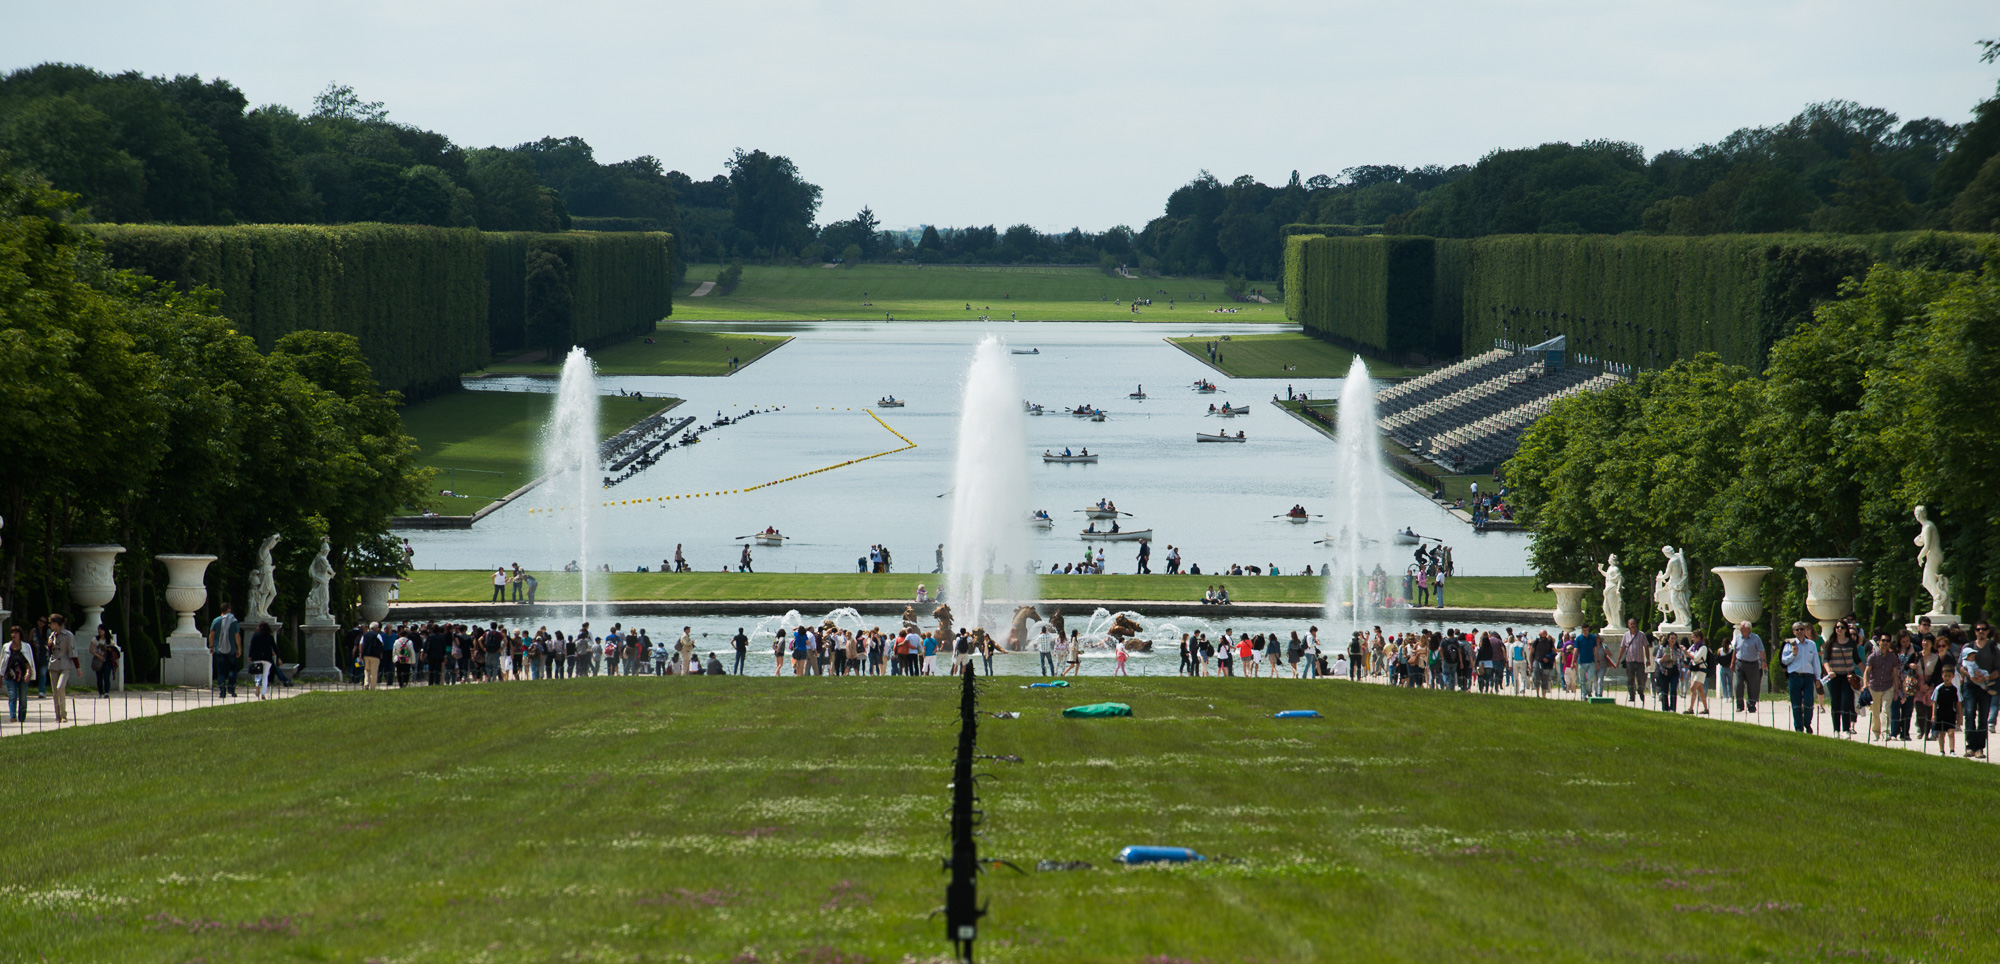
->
[1035,630,1056,676]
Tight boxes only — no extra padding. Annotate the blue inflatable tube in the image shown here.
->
[1273,709,1321,719]
[1118,846,1205,865]
[1028,681,1069,688]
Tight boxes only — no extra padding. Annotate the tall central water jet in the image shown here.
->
[540,347,600,622]
[1325,354,1393,629]
[945,336,1037,641]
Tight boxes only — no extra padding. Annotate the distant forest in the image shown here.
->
[4,55,1999,282]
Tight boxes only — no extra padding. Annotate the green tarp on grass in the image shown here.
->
[1063,702,1133,718]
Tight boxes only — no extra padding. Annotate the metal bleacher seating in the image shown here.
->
[1374,349,1625,472]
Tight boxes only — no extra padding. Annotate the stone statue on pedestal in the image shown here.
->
[1652,571,1671,624]
[306,538,336,626]
[931,602,954,642]
[1914,505,1953,618]
[1660,544,1692,630]
[1596,553,1623,626]
[247,533,280,626]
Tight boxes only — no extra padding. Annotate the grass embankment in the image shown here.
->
[3,680,1991,961]
[1170,333,1423,378]
[401,393,677,509]
[394,571,1546,610]
[481,325,790,376]
[672,262,1287,322]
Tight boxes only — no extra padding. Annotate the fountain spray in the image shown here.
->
[945,336,1037,639]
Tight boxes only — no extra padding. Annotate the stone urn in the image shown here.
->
[1794,558,1862,639]
[1710,566,1773,626]
[357,577,399,626]
[1548,584,1589,631]
[156,554,217,687]
[60,544,124,642]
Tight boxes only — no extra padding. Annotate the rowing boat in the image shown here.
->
[876,398,905,408]
[1028,514,1055,528]
[753,531,788,546]
[1079,506,1123,519]
[1195,432,1246,443]
[1043,454,1098,464]
[1011,348,1040,355]
[1079,528,1152,542]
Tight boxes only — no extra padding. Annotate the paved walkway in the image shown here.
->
[688,281,716,296]
[1,677,339,738]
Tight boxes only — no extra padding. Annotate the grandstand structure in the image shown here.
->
[1374,338,1624,472]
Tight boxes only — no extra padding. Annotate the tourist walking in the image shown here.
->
[1729,621,1765,713]
[1652,632,1682,713]
[1824,621,1864,736]
[1961,623,1996,758]
[491,567,507,602]
[89,626,119,698]
[391,630,415,688]
[1619,619,1650,704]
[1574,626,1602,698]
[1865,631,1902,741]
[249,622,280,698]
[1781,621,1823,733]
[1040,628,1058,676]
[4,628,31,722]
[678,626,697,675]
[1684,630,1711,714]
[361,622,385,689]
[1932,670,1962,755]
[206,604,242,699]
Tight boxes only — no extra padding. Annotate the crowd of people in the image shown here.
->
[1328,614,1996,758]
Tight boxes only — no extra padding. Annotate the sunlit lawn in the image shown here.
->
[1169,332,1425,378]
[671,262,1288,322]
[482,325,790,376]
[4,677,1990,961]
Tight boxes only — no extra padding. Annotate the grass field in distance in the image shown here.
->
[482,325,791,376]
[671,262,1288,322]
[2,678,1988,961]
[400,393,677,509]
[1169,332,1424,379]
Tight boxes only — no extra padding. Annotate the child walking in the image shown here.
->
[1931,671,1961,756]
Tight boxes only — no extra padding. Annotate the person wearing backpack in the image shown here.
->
[391,630,416,689]
[4,628,33,722]
[207,603,243,698]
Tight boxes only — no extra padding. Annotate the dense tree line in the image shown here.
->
[1140,48,2000,279]
[1506,241,2000,633]
[0,162,426,679]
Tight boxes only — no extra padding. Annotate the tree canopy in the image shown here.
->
[0,159,426,677]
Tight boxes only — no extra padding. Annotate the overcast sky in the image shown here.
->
[7,1,1994,231]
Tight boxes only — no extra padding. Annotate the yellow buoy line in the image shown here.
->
[526,410,915,514]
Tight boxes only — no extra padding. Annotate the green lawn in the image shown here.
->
[672,262,1288,322]
[1169,332,1424,378]
[400,392,678,510]
[480,324,790,376]
[395,570,1546,609]
[3,679,1990,961]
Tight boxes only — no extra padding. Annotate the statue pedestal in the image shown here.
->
[1656,621,1693,636]
[160,632,211,687]
[299,623,342,680]
[1907,613,1963,635]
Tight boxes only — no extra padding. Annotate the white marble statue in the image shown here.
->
[1914,505,1952,617]
[306,537,335,625]
[247,533,280,626]
[1652,570,1671,623]
[1661,544,1692,628]
[1597,553,1623,625]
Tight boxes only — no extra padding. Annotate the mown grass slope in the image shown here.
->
[401,392,675,508]
[672,263,1287,322]
[4,678,1987,961]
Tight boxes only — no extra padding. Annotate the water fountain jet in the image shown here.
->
[1324,355,1394,630]
[540,347,601,623]
[945,336,1037,643]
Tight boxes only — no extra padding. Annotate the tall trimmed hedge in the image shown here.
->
[483,231,674,353]
[1288,232,1993,371]
[92,223,490,399]
[92,224,676,391]
[1459,235,1872,370]
[1283,235,1459,362]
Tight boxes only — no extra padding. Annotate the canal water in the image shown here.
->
[403,321,1531,580]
